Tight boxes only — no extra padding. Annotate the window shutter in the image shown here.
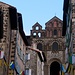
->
[21,51,23,60]
[28,54,30,60]
[25,54,27,61]
[29,69,31,75]
[17,45,20,56]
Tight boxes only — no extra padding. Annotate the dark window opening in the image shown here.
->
[52,42,58,50]
[54,29,57,35]
[37,43,42,50]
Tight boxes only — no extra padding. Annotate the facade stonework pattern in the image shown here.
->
[47,51,64,63]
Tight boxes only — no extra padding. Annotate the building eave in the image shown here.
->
[63,0,69,13]
[62,0,69,36]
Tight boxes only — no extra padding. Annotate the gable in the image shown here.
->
[32,22,42,30]
[45,16,63,27]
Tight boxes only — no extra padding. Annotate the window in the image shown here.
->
[20,51,23,60]
[73,44,75,48]
[37,43,42,50]
[72,9,75,13]
[54,29,57,35]
[36,26,39,30]
[38,33,41,37]
[25,53,30,61]
[20,38,22,46]
[33,33,36,36]
[25,69,31,75]
[17,45,20,56]
[73,22,75,25]
[52,42,58,50]
[17,33,19,40]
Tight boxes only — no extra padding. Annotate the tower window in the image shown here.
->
[33,33,36,36]
[36,26,39,30]
[54,29,57,35]
[38,33,41,37]
[37,43,42,50]
[52,42,58,50]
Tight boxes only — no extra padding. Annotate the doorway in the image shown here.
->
[50,61,60,75]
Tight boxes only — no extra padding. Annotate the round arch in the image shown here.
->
[52,42,58,50]
[35,40,44,50]
[47,58,61,75]
[50,61,60,75]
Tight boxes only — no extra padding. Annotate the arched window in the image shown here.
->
[38,33,41,37]
[33,33,36,36]
[54,29,57,35]
[52,42,58,50]
[37,43,42,50]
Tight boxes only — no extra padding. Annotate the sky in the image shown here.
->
[0,0,64,35]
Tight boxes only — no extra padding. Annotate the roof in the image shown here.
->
[17,13,30,46]
[0,2,18,38]
[62,0,69,36]
[0,1,16,8]
[26,36,32,46]
[62,12,67,36]
[63,0,69,13]
[45,16,63,25]
[21,31,30,46]
[32,22,42,28]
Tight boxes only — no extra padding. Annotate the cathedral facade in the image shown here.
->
[30,16,65,75]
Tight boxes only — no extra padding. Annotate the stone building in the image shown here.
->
[0,2,29,75]
[63,0,75,75]
[30,16,65,75]
[0,2,17,75]
[14,13,29,75]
